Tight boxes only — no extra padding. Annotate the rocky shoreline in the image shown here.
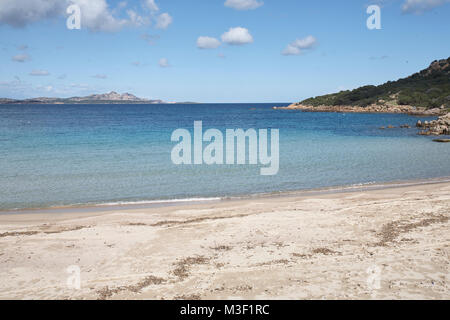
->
[273,104,450,138]
[416,113,450,136]
[273,103,446,116]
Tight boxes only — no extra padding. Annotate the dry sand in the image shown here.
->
[0,181,449,300]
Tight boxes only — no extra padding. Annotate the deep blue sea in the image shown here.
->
[0,103,449,210]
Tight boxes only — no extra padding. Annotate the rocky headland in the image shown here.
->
[274,57,450,119]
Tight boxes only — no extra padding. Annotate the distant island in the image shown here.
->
[0,91,198,105]
[275,57,450,116]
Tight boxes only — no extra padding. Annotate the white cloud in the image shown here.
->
[0,0,64,28]
[144,1,174,31]
[197,36,221,49]
[0,0,149,32]
[224,0,263,10]
[29,69,50,76]
[282,45,301,56]
[72,0,129,32]
[12,53,30,62]
[221,27,253,45]
[145,0,159,12]
[282,36,317,56]
[402,0,449,13]
[159,58,170,68]
[126,9,149,27]
[155,12,172,29]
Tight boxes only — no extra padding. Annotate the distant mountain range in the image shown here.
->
[299,57,450,110]
[0,91,198,104]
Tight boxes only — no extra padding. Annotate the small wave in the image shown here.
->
[95,197,222,207]
[343,181,377,189]
[298,181,377,194]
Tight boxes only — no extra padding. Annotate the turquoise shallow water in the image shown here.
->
[0,103,449,210]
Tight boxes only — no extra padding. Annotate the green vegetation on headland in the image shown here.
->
[301,57,450,110]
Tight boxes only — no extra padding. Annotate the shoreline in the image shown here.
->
[273,103,446,116]
[2,176,450,216]
[273,105,450,136]
[0,179,448,299]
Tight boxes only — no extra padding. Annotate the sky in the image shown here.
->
[0,0,449,103]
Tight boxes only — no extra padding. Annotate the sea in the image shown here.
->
[0,103,449,211]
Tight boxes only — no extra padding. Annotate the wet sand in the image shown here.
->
[0,181,449,300]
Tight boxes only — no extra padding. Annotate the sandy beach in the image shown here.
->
[0,180,449,300]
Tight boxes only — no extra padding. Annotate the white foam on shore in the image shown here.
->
[95,197,222,207]
[2,176,450,214]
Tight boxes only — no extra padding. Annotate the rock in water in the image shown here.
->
[416,113,450,136]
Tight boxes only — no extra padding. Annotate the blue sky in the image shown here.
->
[0,0,449,102]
